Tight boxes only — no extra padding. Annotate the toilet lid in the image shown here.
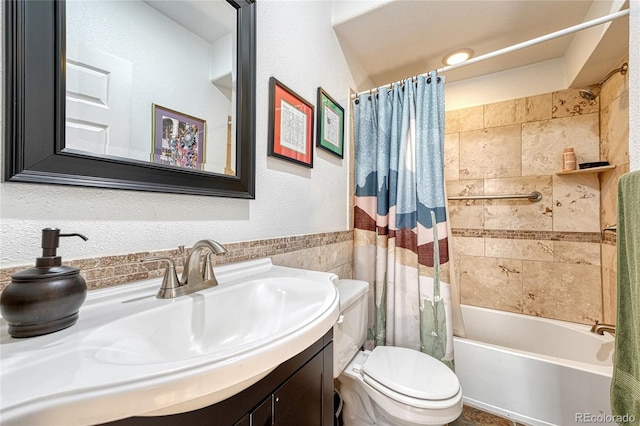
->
[361,346,460,401]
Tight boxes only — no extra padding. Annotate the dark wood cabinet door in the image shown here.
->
[233,414,250,426]
[250,397,273,426]
[273,350,323,426]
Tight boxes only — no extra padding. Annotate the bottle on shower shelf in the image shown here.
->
[563,147,577,171]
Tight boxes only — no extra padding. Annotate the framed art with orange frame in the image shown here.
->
[268,77,314,168]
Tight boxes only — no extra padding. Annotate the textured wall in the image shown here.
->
[0,1,356,267]
[445,90,605,325]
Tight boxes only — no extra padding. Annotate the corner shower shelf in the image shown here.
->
[556,165,616,175]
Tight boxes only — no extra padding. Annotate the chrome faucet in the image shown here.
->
[142,239,227,299]
[590,321,616,336]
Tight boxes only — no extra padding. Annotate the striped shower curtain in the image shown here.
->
[352,72,462,369]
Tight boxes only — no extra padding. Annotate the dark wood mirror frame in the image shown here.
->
[3,0,256,198]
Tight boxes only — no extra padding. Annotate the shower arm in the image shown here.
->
[597,63,628,86]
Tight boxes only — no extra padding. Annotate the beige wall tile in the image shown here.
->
[602,265,617,325]
[329,263,353,280]
[552,88,599,118]
[485,238,553,261]
[444,133,460,182]
[484,93,551,128]
[601,242,617,272]
[459,124,522,179]
[601,243,618,325]
[600,164,629,229]
[599,58,629,108]
[522,261,602,324]
[553,241,600,265]
[446,180,485,229]
[553,174,600,232]
[452,236,485,257]
[460,256,523,313]
[600,92,630,166]
[484,176,553,231]
[522,114,600,176]
[445,106,484,133]
[272,240,352,273]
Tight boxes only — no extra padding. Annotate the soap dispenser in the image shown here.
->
[1,228,88,338]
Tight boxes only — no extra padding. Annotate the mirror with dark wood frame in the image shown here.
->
[3,0,256,198]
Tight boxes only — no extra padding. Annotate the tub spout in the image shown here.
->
[590,321,616,336]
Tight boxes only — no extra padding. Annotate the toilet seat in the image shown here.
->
[360,346,461,410]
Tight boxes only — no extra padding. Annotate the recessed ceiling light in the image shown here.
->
[442,48,475,66]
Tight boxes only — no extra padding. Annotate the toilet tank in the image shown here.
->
[333,279,369,378]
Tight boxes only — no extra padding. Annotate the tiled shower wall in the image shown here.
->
[600,57,630,325]
[445,89,605,325]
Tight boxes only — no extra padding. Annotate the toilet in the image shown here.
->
[334,279,462,426]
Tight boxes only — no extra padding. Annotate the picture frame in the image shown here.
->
[268,77,314,168]
[152,104,206,170]
[316,88,344,158]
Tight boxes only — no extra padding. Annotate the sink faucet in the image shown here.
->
[143,239,227,299]
[181,239,228,288]
[590,321,616,336]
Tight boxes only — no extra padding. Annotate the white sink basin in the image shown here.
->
[0,258,339,425]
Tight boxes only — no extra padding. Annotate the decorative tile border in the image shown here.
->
[452,228,602,243]
[602,230,617,246]
[0,231,353,293]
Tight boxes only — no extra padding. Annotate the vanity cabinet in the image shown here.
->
[104,330,334,426]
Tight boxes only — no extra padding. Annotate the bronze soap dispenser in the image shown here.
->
[1,228,88,338]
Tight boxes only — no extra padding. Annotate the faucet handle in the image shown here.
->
[202,252,218,286]
[141,257,181,299]
[178,245,186,266]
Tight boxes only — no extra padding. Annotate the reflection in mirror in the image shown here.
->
[3,0,255,198]
[66,0,237,176]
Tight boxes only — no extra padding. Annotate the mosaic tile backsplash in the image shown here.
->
[0,231,354,294]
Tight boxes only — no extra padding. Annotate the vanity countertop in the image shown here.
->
[0,258,339,426]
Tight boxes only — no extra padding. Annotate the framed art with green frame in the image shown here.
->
[316,88,344,158]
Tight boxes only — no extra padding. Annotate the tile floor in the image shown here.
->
[449,405,529,426]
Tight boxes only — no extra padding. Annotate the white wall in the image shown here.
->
[0,0,356,266]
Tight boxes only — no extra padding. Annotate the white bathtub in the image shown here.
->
[453,305,615,426]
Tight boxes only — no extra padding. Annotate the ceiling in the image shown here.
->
[145,0,235,43]
[332,0,629,90]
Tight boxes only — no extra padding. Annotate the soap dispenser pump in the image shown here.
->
[1,228,88,338]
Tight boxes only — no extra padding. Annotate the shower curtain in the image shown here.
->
[352,72,463,369]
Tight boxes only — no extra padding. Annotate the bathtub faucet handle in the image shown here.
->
[590,320,616,336]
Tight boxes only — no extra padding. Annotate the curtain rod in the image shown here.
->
[351,8,630,99]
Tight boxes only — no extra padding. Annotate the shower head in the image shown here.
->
[579,62,628,100]
[579,84,602,101]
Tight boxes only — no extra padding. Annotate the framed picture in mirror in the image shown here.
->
[152,104,206,170]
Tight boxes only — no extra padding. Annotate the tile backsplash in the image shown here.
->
[0,231,353,294]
